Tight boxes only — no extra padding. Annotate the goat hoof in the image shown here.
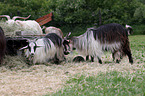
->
[64,51,69,55]
[129,60,133,64]
[99,60,102,64]
[116,59,120,63]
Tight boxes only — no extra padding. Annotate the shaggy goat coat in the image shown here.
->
[25,33,65,64]
[0,27,6,64]
[70,23,133,63]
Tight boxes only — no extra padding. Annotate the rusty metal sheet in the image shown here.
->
[38,17,52,26]
[36,13,53,26]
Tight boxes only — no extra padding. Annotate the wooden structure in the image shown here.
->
[35,12,53,26]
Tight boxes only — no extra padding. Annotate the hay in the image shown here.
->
[1,55,29,70]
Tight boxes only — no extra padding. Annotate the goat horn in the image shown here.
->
[42,26,46,30]
[0,15,11,20]
[125,24,132,28]
[12,15,31,20]
[19,45,28,50]
[64,32,71,39]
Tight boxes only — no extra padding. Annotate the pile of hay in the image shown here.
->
[1,55,29,70]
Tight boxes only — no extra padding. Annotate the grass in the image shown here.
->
[48,70,145,96]
[45,35,145,96]
[129,35,145,64]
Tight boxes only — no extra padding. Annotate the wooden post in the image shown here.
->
[99,9,102,26]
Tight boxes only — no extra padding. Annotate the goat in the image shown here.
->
[42,26,70,55]
[20,33,65,64]
[65,23,133,64]
[125,24,133,35]
[43,26,64,38]
[0,27,6,64]
[0,15,43,35]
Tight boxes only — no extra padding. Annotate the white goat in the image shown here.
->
[0,15,43,35]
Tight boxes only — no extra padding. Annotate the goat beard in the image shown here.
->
[26,55,34,64]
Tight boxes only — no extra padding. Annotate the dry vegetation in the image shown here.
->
[0,50,144,96]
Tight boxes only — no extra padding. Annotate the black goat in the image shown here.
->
[65,23,133,64]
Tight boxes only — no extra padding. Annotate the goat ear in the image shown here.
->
[19,45,28,50]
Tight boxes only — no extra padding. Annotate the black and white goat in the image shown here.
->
[125,24,133,35]
[66,23,133,64]
[20,33,65,64]
[42,26,70,55]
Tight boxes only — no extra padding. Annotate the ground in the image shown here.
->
[0,51,143,96]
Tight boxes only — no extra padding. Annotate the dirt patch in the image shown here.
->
[0,52,144,96]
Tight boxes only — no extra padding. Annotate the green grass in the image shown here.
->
[47,70,145,96]
[129,35,145,64]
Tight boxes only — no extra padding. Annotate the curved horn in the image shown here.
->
[125,24,132,29]
[0,15,11,20]
[12,15,31,20]
[19,45,28,50]
[64,32,71,39]
[42,26,46,30]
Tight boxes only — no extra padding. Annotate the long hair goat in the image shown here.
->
[0,27,6,64]
[0,15,43,35]
[66,23,133,64]
[42,26,70,55]
[125,24,133,35]
[20,33,65,64]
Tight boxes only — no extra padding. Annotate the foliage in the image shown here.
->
[0,0,145,34]
[134,3,145,23]
[132,24,145,35]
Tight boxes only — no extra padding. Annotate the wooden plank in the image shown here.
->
[6,34,46,40]
[36,13,53,22]
[38,17,52,26]
[35,13,53,26]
